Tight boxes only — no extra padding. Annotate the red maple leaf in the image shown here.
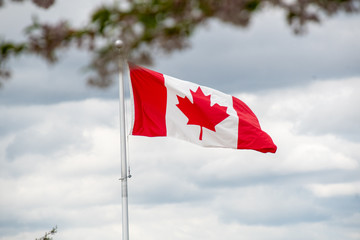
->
[176,87,230,140]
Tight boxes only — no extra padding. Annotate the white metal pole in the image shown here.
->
[115,39,130,240]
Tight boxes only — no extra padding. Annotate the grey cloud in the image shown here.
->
[0,55,118,106]
[251,78,360,144]
[156,14,360,94]
[0,106,41,136]
[2,98,119,161]
[318,195,360,216]
[1,91,359,240]
[5,125,89,160]
[1,9,360,105]
[1,4,360,239]
[213,186,330,226]
[294,79,360,142]
[130,179,209,205]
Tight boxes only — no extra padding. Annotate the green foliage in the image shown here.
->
[0,0,359,88]
[244,0,261,11]
[35,226,57,240]
[91,8,113,35]
[0,42,26,57]
[0,40,27,83]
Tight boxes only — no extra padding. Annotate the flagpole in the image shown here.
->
[115,39,130,240]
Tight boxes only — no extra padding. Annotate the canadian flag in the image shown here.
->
[129,64,277,153]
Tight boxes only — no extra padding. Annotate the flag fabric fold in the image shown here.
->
[129,63,277,153]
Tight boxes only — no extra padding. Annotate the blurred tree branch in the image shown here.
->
[0,0,359,88]
[35,226,57,240]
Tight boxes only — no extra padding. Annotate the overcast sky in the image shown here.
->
[1,1,360,240]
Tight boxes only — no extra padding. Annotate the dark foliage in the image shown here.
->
[0,0,359,88]
[35,226,57,240]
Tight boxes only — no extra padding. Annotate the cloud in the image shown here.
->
[213,186,329,225]
[1,6,360,105]
[0,99,122,239]
[1,3,360,238]
[260,78,360,141]
[2,99,118,160]
[1,75,360,240]
[156,11,360,92]
[0,54,119,105]
[306,182,360,198]
[0,0,115,40]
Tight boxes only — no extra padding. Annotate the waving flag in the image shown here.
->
[129,64,277,153]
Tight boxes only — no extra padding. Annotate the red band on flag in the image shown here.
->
[232,96,277,153]
[129,64,277,153]
[129,64,167,137]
